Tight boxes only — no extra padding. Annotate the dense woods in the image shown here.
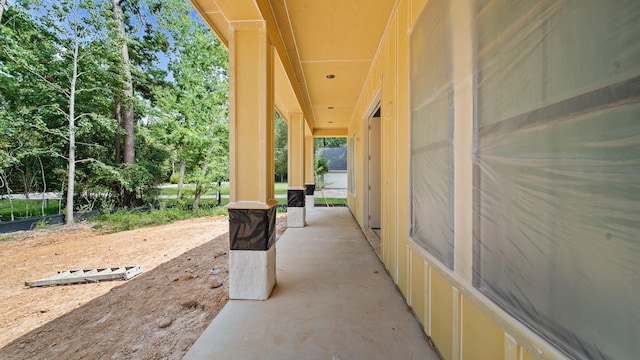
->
[0,0,229,223]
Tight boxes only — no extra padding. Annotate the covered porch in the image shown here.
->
[184,207,439,359]
[189,0,640,359]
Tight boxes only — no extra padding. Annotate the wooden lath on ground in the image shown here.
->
[25,266,142,287]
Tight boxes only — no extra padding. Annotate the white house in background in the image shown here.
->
[319,147,347,189]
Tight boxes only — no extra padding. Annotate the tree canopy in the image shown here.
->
[0,0,229,221]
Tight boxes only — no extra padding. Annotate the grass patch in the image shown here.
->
[315,197,347,206]
[92,203,228,233]
[0,199,62,221]
[274,182,288,194]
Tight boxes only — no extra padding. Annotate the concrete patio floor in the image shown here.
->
[184,207,439,360]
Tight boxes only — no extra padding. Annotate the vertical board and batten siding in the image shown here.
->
[347,0,571,359]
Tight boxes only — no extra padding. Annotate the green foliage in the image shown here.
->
[274,112,288,182]
[169,173,179,184]
[314,154,330,189]
[92,204,228,233]
[313,138,346,189]
[315,154,330,176]
[33,219,49,230]
[0,0,228,219]
[148,0,229,210]
[274,182,289,195]
[0,0,130,221]
[314,197,347,206]
[314,137,347,148]
[0,199,61,220]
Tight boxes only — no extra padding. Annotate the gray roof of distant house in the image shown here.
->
[319,147,347,171]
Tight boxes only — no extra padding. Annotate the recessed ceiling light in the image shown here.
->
[326,74,335,79]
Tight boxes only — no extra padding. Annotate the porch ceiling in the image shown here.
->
[191,0,395,135]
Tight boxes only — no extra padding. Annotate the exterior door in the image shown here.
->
[368,115,381,229]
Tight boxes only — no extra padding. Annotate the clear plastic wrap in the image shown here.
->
[474,1,640,359]
[410,0,454,269]
[411,0,640,359]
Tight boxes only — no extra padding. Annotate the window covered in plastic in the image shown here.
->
[409,0,454,268]
[473,1,640,359]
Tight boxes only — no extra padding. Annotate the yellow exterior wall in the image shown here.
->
[347,0,570,359]
[395,0,410,298]
[523,350,534,360]
[431,269,454,359]
[462,296,505,360]
[411,0,428,24]
[409,248,425,323]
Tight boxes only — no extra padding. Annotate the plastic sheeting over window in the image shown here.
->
[410,0,640,358]
[410,0,454,269]
[474,1,640,359]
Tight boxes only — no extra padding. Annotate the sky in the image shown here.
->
[4,0,211,83]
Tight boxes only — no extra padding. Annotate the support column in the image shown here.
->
[226,20,277,300]
[287,112,306,227]
[304,127,315,209]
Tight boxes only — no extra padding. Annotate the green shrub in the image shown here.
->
[33,219,49,230]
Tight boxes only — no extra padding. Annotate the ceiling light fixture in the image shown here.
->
[326,74,335,79]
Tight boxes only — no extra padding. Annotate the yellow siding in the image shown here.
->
[410,249,425,324]
[411,0,429,25]
[382,15,399,282]
[395,0,411,298]
[523,350,534,360]
[348,0,573,358]
[462,296,505,360]
[379,34,390,271]
[431,269,453,359]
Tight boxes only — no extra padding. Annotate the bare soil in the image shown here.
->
[0,215,287,360]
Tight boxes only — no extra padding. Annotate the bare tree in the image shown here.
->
[0,0,6,23]
[112,0,135,165]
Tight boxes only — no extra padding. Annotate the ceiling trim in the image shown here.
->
[313,129,348,137]
[255,0,317,130]
[189,0,229,47]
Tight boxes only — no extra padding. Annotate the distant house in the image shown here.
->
[318,147,346,189]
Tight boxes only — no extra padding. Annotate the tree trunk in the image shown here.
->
[65,29,80,225]
[0,172,14,221]
[112,0,135,165]
[193,162,209,211]
[192,186,201,210]
[193,141,216,211]
[177,158,186,199]
[0,0,6,24]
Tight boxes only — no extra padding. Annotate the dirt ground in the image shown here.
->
[0,214,287,360]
